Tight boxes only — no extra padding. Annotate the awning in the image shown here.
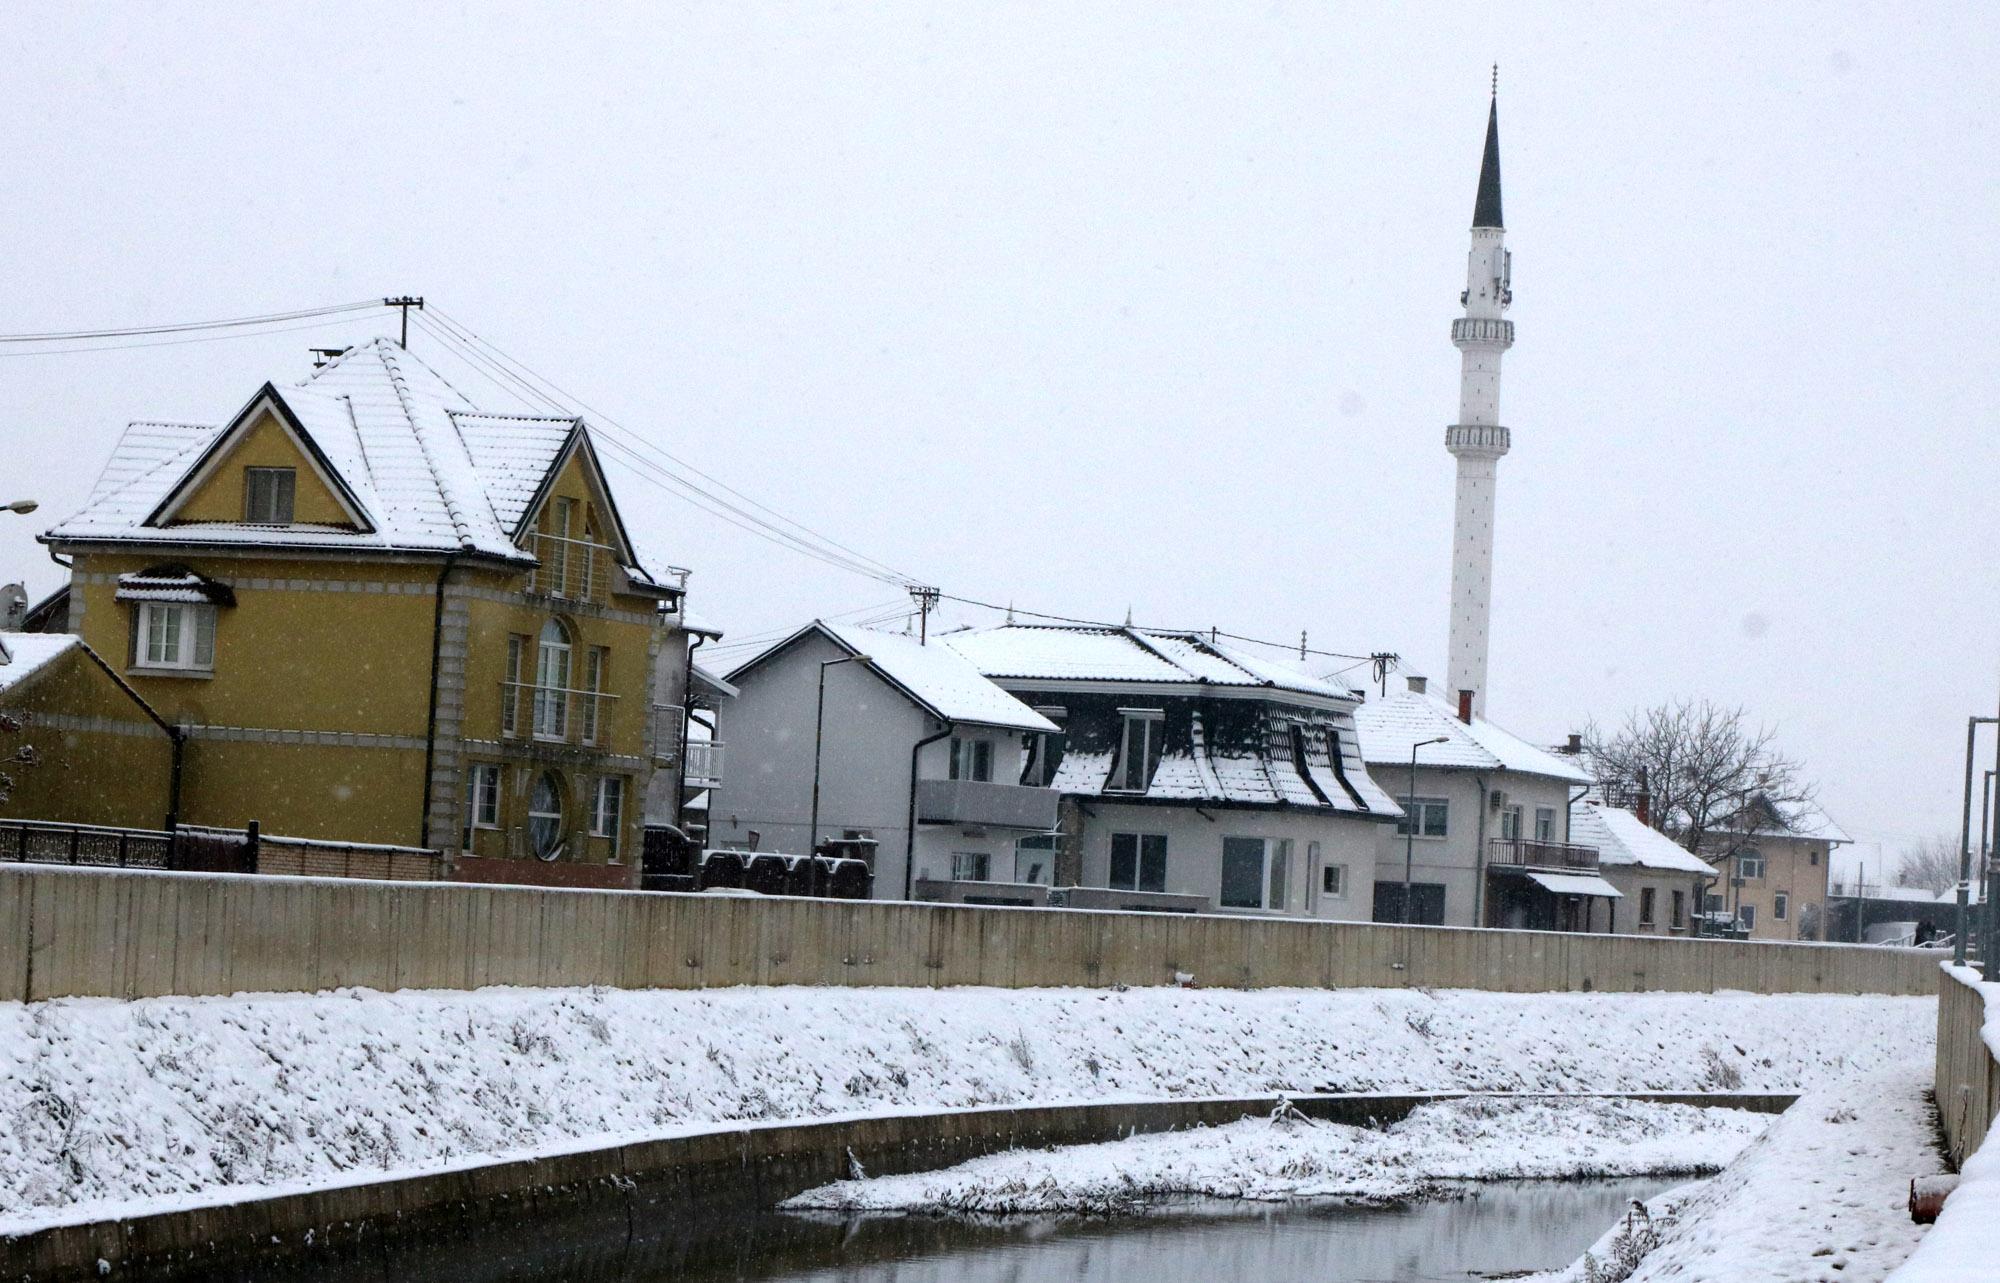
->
[1526,870,1623,899]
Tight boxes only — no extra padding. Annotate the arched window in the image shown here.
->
[529,771,566,860]
[534,618,573,739]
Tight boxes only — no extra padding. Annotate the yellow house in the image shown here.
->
[37,338,707,888]
[0,632,177,832]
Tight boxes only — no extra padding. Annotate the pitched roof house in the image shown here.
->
[1568,799,1716,937]
[37,338,703,887]
[941,623,1400,919]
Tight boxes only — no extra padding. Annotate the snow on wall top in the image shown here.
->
[808,621,1057,733]
[43,340,667,582]
[0,632,79,694]
[944,624,1353,701]
[1568,801,1717,874]
[1354,690,1592,783]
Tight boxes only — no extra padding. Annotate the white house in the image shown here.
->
[707,620,1058,901]
[1568,799,1716,937]
[942,623,1402,920]
[1354,677,1598,928]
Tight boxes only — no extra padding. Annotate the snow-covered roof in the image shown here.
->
[0,632,80,694]
[943,624,1353,702]
[1353,690,1592,784]
[731,621,1057,734]
[1711,795,1851,845]
[1569,801,1717,875]
[44,339,677,593]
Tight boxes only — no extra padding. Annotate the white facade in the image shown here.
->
[1445,101,1514,718]
[1370,763,1576,927]
[1079,801,1379,921]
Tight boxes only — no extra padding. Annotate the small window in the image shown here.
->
[1738,903,1757,930]
[1738,853,1765,880]
[1021,713,1067,787]
[1395,797,1449,839]
[1773,891,1789,921]
[244,467,296,524]
[1500,805,1522,840]
[529,772,566,860]
[1109,832,1167,892]
[591,775,624,846]
[1671,890,1687,930]
[1321,863,1346,898]
[1639,887,1657,927]
[1534,807,1556,842]
[581,647,608,745]
[1111,711,1166,793]
[502,634,527,735]
[1014,833,1057,885]
[952,850,991,882]
[1810,849,1820,867]
[136,601,216,671]
[949,736,994,783]
[463,764,501,847]
[1704,892,1724,915]
[1220,836,1290,911]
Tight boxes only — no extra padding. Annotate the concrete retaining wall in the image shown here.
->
[0,863,1939,1003]
[1935,965,1998,1170]
[0,1090,1795,1282]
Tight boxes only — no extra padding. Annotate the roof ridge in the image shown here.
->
[375,344,476,550]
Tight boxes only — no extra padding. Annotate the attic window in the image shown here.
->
[1109,709,1166,793]
[244,468,296,524]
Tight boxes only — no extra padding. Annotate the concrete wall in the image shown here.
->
[1078,800,1381,920]
[1936,965,1997,1171]
[0,863,1940,1004]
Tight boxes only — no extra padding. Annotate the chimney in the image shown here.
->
[1406,675,1428,695]
[1636,766,1651,826]
[1457,690,1474,724]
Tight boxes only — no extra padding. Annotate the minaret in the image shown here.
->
[1444,78,1513,718]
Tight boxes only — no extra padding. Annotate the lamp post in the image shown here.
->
[1402,736,1451,924]
[809,652,870,857]
[1955,716,1997,965]
[3,500,37,514]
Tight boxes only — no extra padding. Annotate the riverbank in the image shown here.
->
[0,985,1931,1233]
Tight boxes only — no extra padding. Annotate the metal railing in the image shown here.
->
[501,681,616,745]
[525,532,616,603]
[650,703,684,766]
[1487,837,1601,871]
[684,739,725,789]
[1,818,173,869]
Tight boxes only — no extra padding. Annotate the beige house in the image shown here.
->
[1568,799,1715,937]
[1702,795,1849,941]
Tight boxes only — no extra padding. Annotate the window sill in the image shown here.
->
[127,666,215,680]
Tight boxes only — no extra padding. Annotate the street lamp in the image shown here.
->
[3,499,37,514]
[1402,736,1451,924]
[1954,716,1997,966]
[809,652,870,856]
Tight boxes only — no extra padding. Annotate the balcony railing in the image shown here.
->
[1487,838,1601,872]
[501,681,617,747]
[915,777,1059,831]
[684,740,725,789]
[525,532,616,603]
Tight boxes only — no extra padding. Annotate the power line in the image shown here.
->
[0,300,384,344]
[938,592,1379,663]
[0,313,383,360]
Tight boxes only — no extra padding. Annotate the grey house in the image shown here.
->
[942,623,1400,919]
[707,620,1058,901]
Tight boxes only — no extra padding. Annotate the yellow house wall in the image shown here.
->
[176,738,426,844]
[0,647,175,829]
[1729,835,1831,941]
[171,409,357,526]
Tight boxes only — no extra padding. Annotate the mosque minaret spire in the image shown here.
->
[1444,70,1513,718]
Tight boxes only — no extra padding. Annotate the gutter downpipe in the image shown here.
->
[1566,783,1595,931]
[905,720,955,901]
[679,624,705,832]
[417,553,460,849]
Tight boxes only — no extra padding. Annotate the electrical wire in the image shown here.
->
[0,300,384,344]
[0,313,384,360]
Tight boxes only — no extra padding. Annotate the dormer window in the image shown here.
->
[1110,708,1166,793]
[244,468,296,524]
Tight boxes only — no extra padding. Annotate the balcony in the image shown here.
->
[525,532,615,604]
[915,777,1059,831]
[684,740,725,789]
[1486,838,1601,872]
[500,681,617,749]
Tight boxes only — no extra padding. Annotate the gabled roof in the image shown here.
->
[1711,794,1851,845]
[1569,801,1716,875]
[1353,689,1592,784]
[943,624,1354,703]
[43,339,678,592]
[728,621,1057,734]
[0,632,81,695]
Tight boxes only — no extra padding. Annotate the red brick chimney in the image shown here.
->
[1457,690,1474,724]
[1566,733,1582,755]
[1635,766,1652,826]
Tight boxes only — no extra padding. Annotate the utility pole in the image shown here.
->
[908,585,940,645]
[384,296,425,349]
[1955,716,1997,966]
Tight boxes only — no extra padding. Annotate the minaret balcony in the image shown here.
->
[1451,317,1515,348]
[1445,424,1511,456]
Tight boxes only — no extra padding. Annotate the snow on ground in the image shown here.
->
[0,985,1931,1233]
[784,1096,1771,1214]
[1528,1064,1943,1283]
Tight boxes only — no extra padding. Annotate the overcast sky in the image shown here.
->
[3,4,1996,865]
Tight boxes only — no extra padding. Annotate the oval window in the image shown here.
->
[529,772,566,861]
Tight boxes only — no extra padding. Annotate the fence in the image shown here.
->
[1935,965,1998,1170]
[0,818,441,882]
[0,861,1940,1004]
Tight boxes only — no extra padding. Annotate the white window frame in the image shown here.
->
[135,601,217,672]
[1638,886,1657,927]
[591,775,624,849]
[1320,862,1347,898]
[1109,709,1166,793]
[1014,833,1057,886]
[951,850,991,882]
[468,764,501,831]
[1220,836,1292,911]
[949,735,994,783]
[1738,903,1758,930]
[1772,891,1789,921]
[1395,797,1449,839]
[1738,852,1765,880]
[1108,831,1168,892]
[1500,804,1523,841]
[1534,806,1556,842]
[243,466,297,524]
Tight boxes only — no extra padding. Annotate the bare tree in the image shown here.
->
[1893,834,1960,896]
[1582,698,1815,855]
